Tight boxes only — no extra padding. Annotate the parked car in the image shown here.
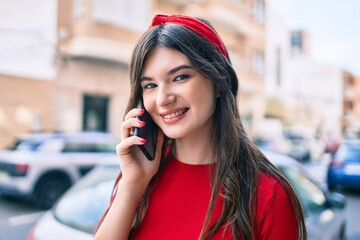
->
[327,140,360,191]
[27,156,119,240]
[284,132,324,162]
[0,132,118,209]
[28,151,347,240]
[253,135,292,156]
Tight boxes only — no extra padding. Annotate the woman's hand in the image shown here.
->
[116,108,164,192]
[94,108,164,240]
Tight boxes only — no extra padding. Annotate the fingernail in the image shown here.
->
[138,120,145,125]
[139,138,147,144]
[139,108,145,113]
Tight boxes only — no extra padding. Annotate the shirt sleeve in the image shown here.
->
[255,174,299,240]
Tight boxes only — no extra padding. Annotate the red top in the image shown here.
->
[98,155,298,239]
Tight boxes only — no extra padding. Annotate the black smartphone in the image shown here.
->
[134,99,158,160]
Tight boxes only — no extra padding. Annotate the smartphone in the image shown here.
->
[134,99,158,160]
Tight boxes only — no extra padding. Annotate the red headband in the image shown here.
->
[150,14,228,59]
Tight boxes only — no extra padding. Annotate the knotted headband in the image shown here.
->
[150,14,228,59]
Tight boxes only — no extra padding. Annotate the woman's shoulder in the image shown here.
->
[256,172,292,212]
[254,173,299,238]
[257,172,281,190]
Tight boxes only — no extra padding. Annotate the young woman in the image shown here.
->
[94,14,307,240]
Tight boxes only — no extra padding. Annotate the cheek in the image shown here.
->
[192,83,216,108]
[142,93,158,117]
[192,91,216,120]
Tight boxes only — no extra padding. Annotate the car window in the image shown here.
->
[336,144,360,159]
[63,142,115,152]
[37,138,65,152]
[62,142,116,153]
[53,165,120,234]
[94,142,117,152]
[279,166,327,216]
[63,142,97,152]
[9,138,44,151]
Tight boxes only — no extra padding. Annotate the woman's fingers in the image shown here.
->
[115,108,163,186]
[116,136,146,157]
[124,108,144,121]
[121,108,146,140]
[121,118,146,139]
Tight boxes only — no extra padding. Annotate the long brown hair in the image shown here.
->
[121,20,306,240]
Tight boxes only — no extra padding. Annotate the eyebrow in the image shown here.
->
[140,64,192,81]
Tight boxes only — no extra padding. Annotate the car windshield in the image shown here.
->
[336,143,360,159]
[8,138,45,151]
[53,164,120,234]
[278,166,326,216]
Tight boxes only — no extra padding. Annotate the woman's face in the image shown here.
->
[140,47,217,140]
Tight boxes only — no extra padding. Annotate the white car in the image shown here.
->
[28,151,347,240]
[0,132,118,209]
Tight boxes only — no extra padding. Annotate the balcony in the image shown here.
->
[344,88,356,101]
[158,0,195,6]
[197,2,264,38]
[59,37,134,64]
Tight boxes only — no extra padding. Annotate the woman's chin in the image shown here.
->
[162,130,183,140]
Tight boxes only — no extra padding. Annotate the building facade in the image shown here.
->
[0,74,54,148]
[55,0,142,136]
[0,0,266,148]
[342,71,360,133]
[0,0,57,149]
[56,0,267,137]
[265,7,360,136]
[265,6,348,137]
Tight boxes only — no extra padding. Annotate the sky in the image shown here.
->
[268,0,360,75]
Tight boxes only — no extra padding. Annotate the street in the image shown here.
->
[1,159,360,240]
[345,192,360,240]
[0,197,43,240]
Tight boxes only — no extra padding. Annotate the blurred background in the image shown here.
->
[1,0,360,148]
[1,0,360,239]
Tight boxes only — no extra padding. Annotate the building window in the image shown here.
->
[91,0,150,31]
[276,47,282,86]
[291,31,302,54]
[73,0,86,19]
[252,50,264,77]
[291,31,309,55]
[83,95,109,132]
[253,0,265,23]
[225,0,246,10]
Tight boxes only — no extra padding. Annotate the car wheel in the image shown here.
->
[328,182,335,191]
[302,152,311,162]
[33,174,71,209]
[328,181,342,192]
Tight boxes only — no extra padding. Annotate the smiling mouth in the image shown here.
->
[161,108,189,119]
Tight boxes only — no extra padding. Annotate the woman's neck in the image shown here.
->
[173,130,213,165]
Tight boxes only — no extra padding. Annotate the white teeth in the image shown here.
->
[163,109,186,119]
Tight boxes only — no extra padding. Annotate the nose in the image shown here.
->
[156,85,176,107]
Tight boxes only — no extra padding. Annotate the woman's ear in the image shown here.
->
[216,89,220,97]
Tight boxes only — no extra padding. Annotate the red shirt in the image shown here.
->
[132,156,298,239]
[96,155,298,239]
